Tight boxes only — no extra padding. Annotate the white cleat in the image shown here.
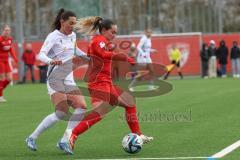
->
[25,137,37,151]
[148,85,159,91]
[0,96,6,103]
[129,87,135,92]
[140,134,153,144]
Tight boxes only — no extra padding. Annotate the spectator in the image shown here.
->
[217,40,228,78]
[21,43,36,83]
[230,41,240,78]
[208,40,217,78]
[200,43,209,79]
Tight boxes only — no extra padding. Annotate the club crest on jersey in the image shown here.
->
[166,43,190,67]
[99,42,106,48]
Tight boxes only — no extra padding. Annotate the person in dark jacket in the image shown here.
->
[200,43,209,79]
[21,43,36,83]
[217,40,228,78]
[230,41,240,78]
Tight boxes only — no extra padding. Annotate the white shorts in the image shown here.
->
[47,63,78,95]
[137,56,152,64]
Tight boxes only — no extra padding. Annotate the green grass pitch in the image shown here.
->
[0,78,240,160]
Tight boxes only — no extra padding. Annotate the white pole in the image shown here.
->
[15,0,25,82]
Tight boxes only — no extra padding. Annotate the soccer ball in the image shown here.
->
[122,133,143,154]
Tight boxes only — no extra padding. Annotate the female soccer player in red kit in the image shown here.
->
[63,17,153,154]
[0,25,18,102]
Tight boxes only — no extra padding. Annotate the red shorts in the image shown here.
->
[0,61,11,74]
[88,82,123,106]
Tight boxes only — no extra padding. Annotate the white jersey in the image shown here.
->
[37,30,87,95]
[137,35,153,64]
[38,29,86,64]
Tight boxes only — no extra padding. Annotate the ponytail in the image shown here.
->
[74,16,115,35]
[74,16,102,35]
[51,8,76,31]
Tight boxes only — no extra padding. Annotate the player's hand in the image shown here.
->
[3,46,11,51]
[50,60,62,65]
[152,49,158,53]
[127,57,135,65]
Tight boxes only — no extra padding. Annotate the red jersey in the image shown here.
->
[22,50,36,65]
[0,35,18,62]
[87,35,114,83]
[86,35,135,84]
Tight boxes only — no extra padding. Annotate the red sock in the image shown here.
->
[0,81,3,96]
[125,106,142,135]
[3,80,10,89]
[72,111,102,136]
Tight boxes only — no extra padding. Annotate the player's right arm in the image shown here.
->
[137,36,146,55]
[93,39,114,59]
[38,34,62,65]
[92,38,135,64]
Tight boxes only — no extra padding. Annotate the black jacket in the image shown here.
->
[230,46,240,59]
[217,41,228,64]
[208,47,217,57]
[200,44,208,62]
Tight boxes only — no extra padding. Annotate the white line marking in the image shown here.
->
[211,139,240,158]
[78,157,208,160]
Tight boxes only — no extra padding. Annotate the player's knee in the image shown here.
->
[55,110,68,120]
[118,92,136,107]
[55,100,69,114]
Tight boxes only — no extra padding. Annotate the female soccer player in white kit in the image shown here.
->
[25,9,88,153]
[129,29,157,91]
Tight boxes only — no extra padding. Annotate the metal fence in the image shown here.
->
[0,0,237,40]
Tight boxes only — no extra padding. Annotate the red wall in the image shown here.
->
[11,33,239,81]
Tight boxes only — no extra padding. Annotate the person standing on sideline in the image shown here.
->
[200,43,209,79]
[21,43,36,83]
[217,40,228,78]
[0,24,18,102]
[208,40,217,78]
[25,8,88,154]
[129,29,158,91]
[164,44,183,80]
[230,41,240,78]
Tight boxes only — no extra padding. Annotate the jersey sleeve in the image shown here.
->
[93,39,113,59]
[176,49,181,62]
[10,47,18,63]
[37,34,55,64]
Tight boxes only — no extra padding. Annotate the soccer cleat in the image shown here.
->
[0,96,7,103]
[69,133,77,150]
[56,141,73,155]
[140,134,153,144]
[148,85,159,91]
[129,87,135,92]
[25,137,37,151]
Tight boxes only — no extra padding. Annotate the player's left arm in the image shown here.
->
[150,48,158,53]
[176,49,181,62]
[75,46,90,61]
[10,47,18,63]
